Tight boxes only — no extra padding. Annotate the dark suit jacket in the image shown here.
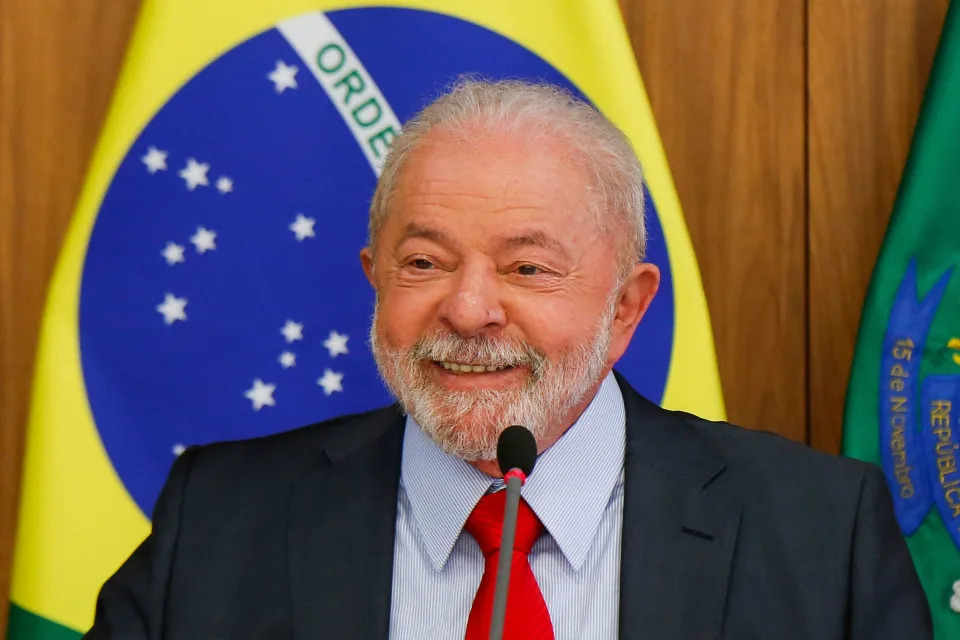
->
[85,373,931,639]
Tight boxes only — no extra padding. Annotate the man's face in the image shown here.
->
[362,128,657,462]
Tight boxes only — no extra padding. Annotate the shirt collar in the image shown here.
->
[400,371,626,572]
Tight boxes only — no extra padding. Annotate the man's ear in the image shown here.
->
[607,262,660,365]
[360,247,375,286]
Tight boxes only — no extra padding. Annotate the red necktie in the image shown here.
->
[463,491,555,640]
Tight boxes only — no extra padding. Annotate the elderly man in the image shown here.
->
[85,80,930,639]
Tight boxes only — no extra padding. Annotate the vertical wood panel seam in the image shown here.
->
[803,0,812,448]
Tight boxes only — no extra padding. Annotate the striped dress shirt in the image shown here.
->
[389,372,627,639]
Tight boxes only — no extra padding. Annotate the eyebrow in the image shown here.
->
[497,231,568,258]
[394,223,450,250]
[394,224,569,259]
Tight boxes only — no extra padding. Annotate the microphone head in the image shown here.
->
[496,425,538,478]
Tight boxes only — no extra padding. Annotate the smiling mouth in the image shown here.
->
[435,361,515,374]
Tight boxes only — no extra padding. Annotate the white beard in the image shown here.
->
[369,299,616,461]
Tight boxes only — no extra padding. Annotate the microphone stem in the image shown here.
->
[489,473,523,640]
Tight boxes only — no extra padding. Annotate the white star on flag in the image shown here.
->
[179,158,210,190]
[289,214,316,241]
[317,369,344,396]
[156,293,188,325]
[142,146,168,173]
[280,320,304,343]
[190,226,217,253]
[172,443,186,456]
[951,579,960,612]
[278,351,296,368]
[162,242,185,265]
[323,330,349,357]
[268,60,299,93]
[216,176,233,194]
[245,378,276,410]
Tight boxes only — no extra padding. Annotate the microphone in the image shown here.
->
[489,425,538,640]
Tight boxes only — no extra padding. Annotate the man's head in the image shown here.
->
[361,79,659,466]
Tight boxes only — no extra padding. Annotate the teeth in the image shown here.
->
[439,361,510,374]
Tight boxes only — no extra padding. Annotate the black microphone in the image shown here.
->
[489,425,538,640]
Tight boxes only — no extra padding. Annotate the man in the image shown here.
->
[85,79,931,639]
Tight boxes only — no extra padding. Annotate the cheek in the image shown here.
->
[508,297,599,354]
[375,287,440,346]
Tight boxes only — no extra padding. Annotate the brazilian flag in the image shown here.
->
[7,0,725,636]
[844,3,960,638]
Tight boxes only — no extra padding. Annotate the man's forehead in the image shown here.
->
[399,221,562,245]
[392,140,588,208]
[394,220,574,257]
[374,127,602,252]
[408,126,580,174]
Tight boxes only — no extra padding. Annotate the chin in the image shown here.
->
[369,312,615,460]
[411,401,508,461]
[408,385,562,461]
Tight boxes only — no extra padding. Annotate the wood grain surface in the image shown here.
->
[621,0,808,440]
[0,0,141,633]
[0,0,949,635]
[807,0,948,453]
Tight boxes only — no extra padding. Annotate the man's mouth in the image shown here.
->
[435,361,515,374]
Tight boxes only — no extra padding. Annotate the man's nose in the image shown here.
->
[437,265,507,338]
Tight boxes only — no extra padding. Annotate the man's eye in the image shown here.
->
[410,259,435,270]
[516,264,541,276]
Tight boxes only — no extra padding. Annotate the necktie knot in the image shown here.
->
[465,491,544,557]
[463,490,554,639]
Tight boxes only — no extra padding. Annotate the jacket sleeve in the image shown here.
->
[82,446,198,639]
[848,465,933,638]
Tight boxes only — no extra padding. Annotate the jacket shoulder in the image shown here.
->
[171,404,404,501]
[682,411,875,486]
[615,371,874,488]
[670,409,880,535]
[615,371,876,519]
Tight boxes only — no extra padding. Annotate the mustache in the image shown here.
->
[408,331,547,376]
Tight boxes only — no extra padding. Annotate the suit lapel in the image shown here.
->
[284,380,739,638]
[287,410,404,640]
[616,375,741,639]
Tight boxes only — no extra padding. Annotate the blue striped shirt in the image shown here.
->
[389,372,626,639]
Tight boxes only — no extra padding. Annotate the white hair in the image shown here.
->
[368,78,647,276]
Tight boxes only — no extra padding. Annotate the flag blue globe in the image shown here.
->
[79,7,675,516]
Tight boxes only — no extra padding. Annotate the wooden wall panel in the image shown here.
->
[621,0,808,441]
[0,0,141,634]
[807,0,948,454]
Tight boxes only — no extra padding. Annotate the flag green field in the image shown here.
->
[844,4,960,638]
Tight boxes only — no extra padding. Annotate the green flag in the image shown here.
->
[844,4,960,637]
